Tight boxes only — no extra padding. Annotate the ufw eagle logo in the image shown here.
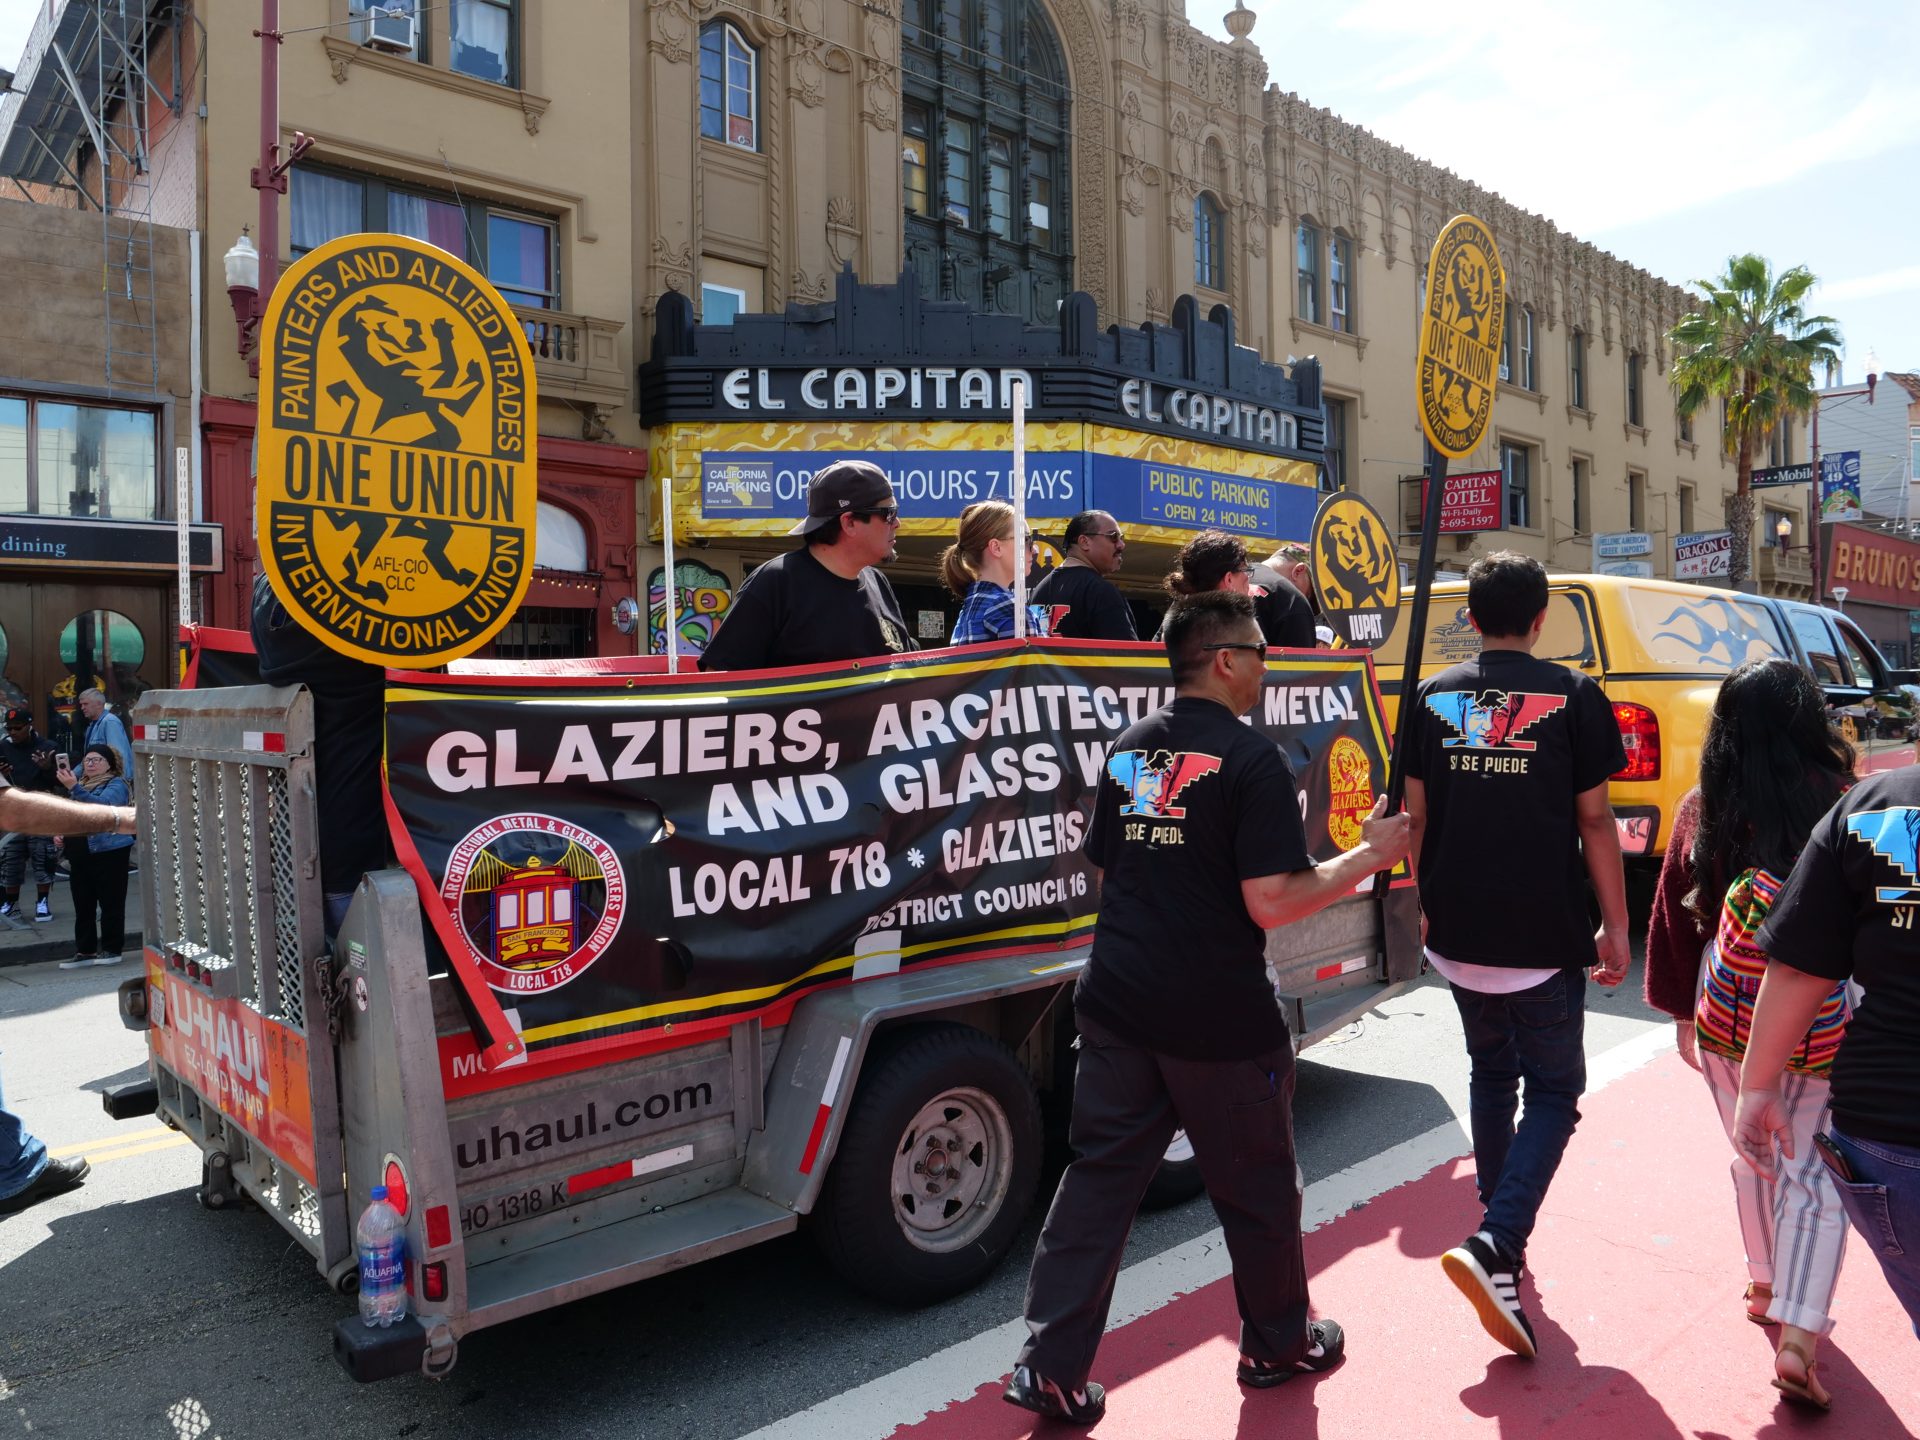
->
[1107,749,1222,819]
[1426,689,1567,751]
[1845,806,1920,905]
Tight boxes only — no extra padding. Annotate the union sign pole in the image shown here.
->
[1385,215,1507,816]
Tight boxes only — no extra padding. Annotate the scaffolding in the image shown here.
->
[0,0,191,398]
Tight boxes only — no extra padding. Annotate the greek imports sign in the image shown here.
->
[385,644,1395,1080]
[1415,215,1506,459]
[255,232,538,668]
[1593,532,1653,559]
[1673,529,1732,580]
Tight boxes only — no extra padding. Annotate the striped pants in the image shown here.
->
[1699,1051,1848,1334]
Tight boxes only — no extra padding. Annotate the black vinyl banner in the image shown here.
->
[384,642,1391,1063]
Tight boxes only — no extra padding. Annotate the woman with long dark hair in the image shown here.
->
[52,744,135,969]
[1644,657,1854,1409]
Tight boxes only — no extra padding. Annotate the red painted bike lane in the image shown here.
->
[894,1053,1919,1439]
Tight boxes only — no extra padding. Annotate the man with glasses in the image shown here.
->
[701,459,916,671]
[1006,590,1411,1425]
[0,708,60,927]
[1030,510,1138,641]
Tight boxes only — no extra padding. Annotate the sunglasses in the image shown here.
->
[1091,530,1124,544]
[854,506,900,524]
[1203,640,1269,661]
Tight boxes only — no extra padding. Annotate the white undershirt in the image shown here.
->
[1425,947,1559,995]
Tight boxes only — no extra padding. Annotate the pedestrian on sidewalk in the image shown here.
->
[0,766,136,1216]
[1403,551,1631,1359]
[52,746,134,969]
[0,707,61,926]
[1737,762,1920,1346]
[1646,659,1853,1409]
[1004,590,1411,1426]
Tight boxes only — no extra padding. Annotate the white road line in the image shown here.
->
[739,1024,1675,1440]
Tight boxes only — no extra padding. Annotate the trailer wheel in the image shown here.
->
[813,1025,1041,1306]
[1140,1129,1205,1209]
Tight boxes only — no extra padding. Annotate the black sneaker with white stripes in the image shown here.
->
[1236,1317,1346,1387]
[1003,1365,1106,1427]
[1441,1232,1537,1358]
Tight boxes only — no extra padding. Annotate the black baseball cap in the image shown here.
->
[789,459,898,537]
[3,708,28,726]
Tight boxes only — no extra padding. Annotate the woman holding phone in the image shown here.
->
[52,745,135,969]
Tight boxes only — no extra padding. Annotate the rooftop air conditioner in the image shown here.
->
[364,4,415,54]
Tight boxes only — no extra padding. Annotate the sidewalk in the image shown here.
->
[891,1050,1920,1439]
[0,864,144,968]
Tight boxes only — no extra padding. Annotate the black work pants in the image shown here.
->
[69,846,130,956]
[1017,1011,1310,1388]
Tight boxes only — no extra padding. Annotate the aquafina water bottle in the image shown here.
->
[356,1184,409,1327]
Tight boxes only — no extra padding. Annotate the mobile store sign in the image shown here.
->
[255,232,538,668]
[1420,468,1504,533]
[386,644,1397,1083]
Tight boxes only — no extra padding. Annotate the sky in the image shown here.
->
[1202,0,1920,382]
[2,0,1914,377]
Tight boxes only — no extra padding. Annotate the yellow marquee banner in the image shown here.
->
[1415,215,1506,460]
[255,232,538,668]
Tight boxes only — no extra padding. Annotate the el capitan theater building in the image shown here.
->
[639,269,1331,641]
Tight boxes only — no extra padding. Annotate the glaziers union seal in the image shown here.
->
[255,232,538,668]
[440,814,627,995]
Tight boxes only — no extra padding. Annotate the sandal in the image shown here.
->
[1772,1339,1831,1411]
[1744,1281,1777,1326]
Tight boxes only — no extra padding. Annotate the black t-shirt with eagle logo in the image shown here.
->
[1076,696,1311,1061]
[1405,649,1624,969]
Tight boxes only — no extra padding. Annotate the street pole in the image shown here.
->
[1382,438,1448,815]
[1810,401,1823,604]
[249,1,282,378]
[1011,378,1028,640]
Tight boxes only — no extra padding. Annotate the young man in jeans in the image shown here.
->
[1404,552,1630,1357]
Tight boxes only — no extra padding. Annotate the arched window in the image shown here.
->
[699,22,758,151]
[1194,194,1224,291]
[1328,231,1353,333]
[534,501,589,571]
[1295,220,1321,325]
[901,0,1071,322]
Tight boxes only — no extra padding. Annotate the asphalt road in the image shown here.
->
[0,943,1671,1440]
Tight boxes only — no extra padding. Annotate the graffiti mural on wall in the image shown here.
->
[647,559,735,655]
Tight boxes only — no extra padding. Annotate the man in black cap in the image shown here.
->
[700,459,917,671]
[1031,511,1138,641]
[0,707,60,926]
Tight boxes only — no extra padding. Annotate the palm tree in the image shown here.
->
[1669,256,1841,589]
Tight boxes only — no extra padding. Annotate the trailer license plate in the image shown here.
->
[461,1180,568,1236]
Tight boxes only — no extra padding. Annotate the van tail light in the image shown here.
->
[1612,702,1660,781]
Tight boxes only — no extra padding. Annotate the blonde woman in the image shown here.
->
[944,501,1049,645]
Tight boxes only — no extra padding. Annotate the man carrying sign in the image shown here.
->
[1403,552,1630,1359]
[1005,591,1411,1425]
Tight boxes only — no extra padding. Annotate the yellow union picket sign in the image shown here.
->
[256,233,538,667]
[1310,490,1400,650]
[1415,215,1506,460]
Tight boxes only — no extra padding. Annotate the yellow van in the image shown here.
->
[1373,573,1916,861]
